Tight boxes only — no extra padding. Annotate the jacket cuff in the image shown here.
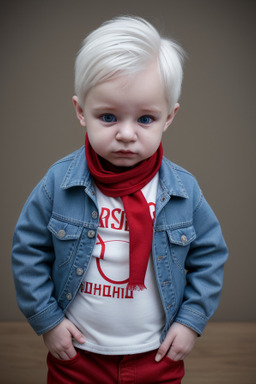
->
[27,302,65,335]
[174,305,209,335]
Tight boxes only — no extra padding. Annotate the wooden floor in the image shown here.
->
[0,322,255,384]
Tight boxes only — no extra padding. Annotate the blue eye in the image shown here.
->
[138,115,152,124]
[101,114,117,123]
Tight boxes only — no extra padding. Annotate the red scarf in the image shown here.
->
[85,134,163,290]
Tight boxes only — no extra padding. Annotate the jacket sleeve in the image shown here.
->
[12,177,65,335]
[175,191,228,335]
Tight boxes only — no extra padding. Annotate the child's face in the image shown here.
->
[73,62,179,168]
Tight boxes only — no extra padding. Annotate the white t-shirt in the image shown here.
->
[66,173,165,355]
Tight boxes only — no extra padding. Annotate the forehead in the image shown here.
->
[84,63,168,111]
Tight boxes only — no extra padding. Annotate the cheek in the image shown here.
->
[87,132,111,157]
[141,136,161,157]
[143,130,163,147]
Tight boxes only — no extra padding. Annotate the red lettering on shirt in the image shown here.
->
[99,207,110,228]
[102,285,112,297]
[111,208,125,230]
[81,282,134,300]
[84,282,93,295]
[93,284,102,296]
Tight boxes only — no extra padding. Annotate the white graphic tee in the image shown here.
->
[66,173,165,355]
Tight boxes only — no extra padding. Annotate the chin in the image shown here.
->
[111,159,140,169]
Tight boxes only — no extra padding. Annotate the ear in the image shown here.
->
[163,103,180,132]
[72,96,86,127]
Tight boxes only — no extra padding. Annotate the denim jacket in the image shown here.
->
[12,146,228,341]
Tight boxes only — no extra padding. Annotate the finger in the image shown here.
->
[155,331,176,362]
[65,345,78,359]
[155,342,170,362]
[58,350,71,360]
[167,349,180,361]
[67,322,85,344]
[52,352,61,359]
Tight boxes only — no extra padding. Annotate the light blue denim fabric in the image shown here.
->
[12,146,228,340]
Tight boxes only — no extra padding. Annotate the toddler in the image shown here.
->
[12,16,228,384]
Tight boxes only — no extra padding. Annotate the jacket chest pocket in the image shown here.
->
[48,217,83,268]
[167,225,196,270]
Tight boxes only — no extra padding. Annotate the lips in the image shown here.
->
[115,150,136,157]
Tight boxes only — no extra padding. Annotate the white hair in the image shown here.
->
[74,16,185,112]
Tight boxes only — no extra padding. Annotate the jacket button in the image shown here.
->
[66,293,72,301]
[88,230,96,238]
[181,235,187,244]
[92,211,98,219]
[58,229,66,238]
[76,268,84,276]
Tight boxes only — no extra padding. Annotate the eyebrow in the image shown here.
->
[91,105,116,112]
[91,105,163,115]
[139,107,163,115]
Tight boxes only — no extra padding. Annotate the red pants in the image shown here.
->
[47,349,184,384]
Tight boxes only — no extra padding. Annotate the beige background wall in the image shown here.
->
[1,0,255,322]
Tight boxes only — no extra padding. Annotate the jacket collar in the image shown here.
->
[61,146,188,199]
[61,147,93,190]
[159,157,189,199]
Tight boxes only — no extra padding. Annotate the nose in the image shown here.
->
[115,122,137,142]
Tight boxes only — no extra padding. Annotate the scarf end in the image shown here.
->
[127,283,147,291]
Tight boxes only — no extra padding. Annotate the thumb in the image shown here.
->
[67,322,85,344]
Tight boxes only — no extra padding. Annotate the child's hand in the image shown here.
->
[43,318,85,360]
[155,322,197,362]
